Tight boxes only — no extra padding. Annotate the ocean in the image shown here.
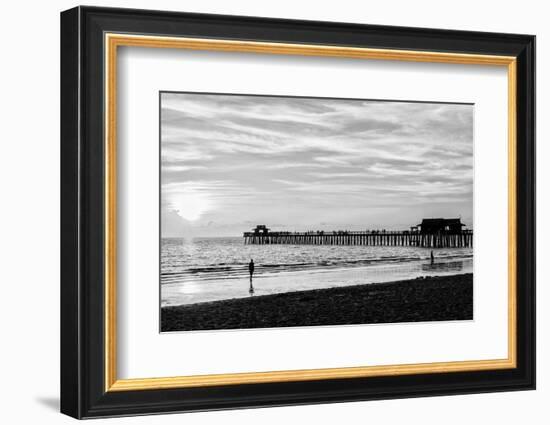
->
[161,237,473,307]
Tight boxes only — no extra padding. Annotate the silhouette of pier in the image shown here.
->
[243,220,473,248]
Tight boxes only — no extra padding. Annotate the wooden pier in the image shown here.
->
[243,223,473,248]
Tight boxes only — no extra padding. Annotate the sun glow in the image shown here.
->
[171,191,212,221]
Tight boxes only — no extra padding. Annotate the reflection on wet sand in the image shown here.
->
[249,277,254,296]
[163,257,473,307]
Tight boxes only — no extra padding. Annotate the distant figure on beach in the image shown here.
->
[248,259,255,296]
[249,259,255,278]
[430,250,435,265]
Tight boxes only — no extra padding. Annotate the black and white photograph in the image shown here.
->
[160,92,474,332]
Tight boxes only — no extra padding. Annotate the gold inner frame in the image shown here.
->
[104,33,517,392]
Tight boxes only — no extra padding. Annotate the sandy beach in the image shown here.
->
[161,273,473,332]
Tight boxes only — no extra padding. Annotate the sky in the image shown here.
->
[161,92,473,238]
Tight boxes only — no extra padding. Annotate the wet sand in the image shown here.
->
[162,258,473,307]
[161,273,473,332]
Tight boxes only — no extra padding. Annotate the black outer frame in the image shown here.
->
[60,6,535,419]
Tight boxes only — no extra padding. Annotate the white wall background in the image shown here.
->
[0,0,545,423]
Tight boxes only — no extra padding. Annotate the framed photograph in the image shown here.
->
[60,6,535,419]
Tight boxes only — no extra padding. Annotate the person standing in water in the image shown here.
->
[248,259,255,295]
[430,250,434,265]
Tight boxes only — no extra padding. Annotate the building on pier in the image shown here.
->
[252,225,270,235]
[416,218,466,234]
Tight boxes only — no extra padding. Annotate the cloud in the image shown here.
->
[160,92,473,236]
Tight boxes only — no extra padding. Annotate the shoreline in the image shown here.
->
[161,273,473,332]
[161,254,473,286]
[162,258,473,306]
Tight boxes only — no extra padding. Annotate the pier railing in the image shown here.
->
[243,230,473,248]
